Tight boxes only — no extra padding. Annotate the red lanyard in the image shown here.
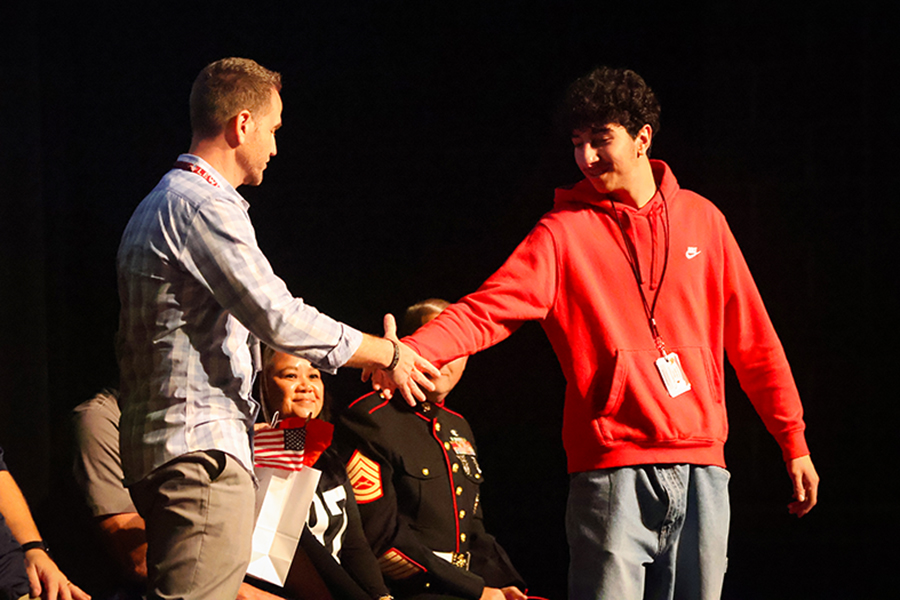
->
[610,190,671,357]
[173,160,220,188]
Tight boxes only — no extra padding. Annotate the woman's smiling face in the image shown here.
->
[264,352,325,421]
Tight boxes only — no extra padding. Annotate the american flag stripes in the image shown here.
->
[253,417,334,471]
[254,426,308,470]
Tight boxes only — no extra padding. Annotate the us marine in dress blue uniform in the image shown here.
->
[335,300,526,600]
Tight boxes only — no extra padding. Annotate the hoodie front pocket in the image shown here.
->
[595,346,727,444]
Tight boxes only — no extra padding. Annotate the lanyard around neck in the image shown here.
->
[610,190,671,357]
[173,160,221,188]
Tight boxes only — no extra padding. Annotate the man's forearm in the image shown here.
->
[98,512,148,580]
[343,333,395,370]
[0,471,42,545]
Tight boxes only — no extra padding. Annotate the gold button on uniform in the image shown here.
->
[452,464,459,473]
[444,442,451,450]
[422,468,429,476]
[456,486,463,495]
[435,422,441,431]
[459,510,466,519]
[460,533,467,542]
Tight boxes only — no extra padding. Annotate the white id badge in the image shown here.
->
[655,352,692,398]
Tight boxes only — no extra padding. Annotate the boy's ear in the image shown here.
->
[636,124,653,157]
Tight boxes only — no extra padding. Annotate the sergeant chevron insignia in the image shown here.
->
[347,450,383,503]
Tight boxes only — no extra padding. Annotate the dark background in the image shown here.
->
[2,2,897,598]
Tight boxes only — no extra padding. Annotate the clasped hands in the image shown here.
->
[363,314,441,405]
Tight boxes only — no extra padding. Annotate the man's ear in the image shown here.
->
[225,109,253,148]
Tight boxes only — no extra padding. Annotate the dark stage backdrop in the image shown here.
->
[2,2,896,598]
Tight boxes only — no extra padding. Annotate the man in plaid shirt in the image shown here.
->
[116,57,437,600]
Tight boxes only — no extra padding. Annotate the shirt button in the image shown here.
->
[460,533,467,543]
[452,464,459,473]
[422,468,430,476]
[459,510,466,519]
[456,486,463,495]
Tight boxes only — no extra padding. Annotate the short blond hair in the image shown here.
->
[189,57,282,138]
[400,298,451,337]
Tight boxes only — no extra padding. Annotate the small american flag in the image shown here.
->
[253,417,333,471]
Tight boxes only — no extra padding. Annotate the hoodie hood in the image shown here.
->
[552,160,681,292]
[552,159,681,214]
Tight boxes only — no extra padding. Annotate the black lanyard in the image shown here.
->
[610,189,671,357]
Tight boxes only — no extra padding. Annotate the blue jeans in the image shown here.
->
[566,465,730,600]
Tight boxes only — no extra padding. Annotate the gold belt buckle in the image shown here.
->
[451,551,471,570]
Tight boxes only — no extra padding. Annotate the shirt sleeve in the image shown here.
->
[720,220,809,461]
[180,196,362,373]
[404,223,559,366]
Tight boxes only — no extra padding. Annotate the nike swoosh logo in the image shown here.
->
[685,247,701,259]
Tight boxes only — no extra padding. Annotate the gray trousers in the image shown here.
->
[130,450,255,600]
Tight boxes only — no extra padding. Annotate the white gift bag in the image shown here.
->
[247,464,321,585]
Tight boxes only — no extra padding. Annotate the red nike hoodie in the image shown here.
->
[404,160,808,473]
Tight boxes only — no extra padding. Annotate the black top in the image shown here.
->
[307,447,391,600]
[335,393,525,599]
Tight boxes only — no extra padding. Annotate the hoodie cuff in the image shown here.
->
[779,429,810,462]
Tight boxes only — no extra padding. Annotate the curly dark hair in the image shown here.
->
[561,67,660,140]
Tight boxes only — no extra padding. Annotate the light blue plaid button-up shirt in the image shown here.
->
[116,154,362,484]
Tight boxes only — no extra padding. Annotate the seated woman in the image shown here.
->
[251,347,391,600]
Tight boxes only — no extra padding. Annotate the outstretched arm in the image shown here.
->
[786,454,819,518]
[400,224,559,371]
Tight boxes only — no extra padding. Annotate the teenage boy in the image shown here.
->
[392,67,819,599]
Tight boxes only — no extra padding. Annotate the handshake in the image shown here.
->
[352,313,442,405]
